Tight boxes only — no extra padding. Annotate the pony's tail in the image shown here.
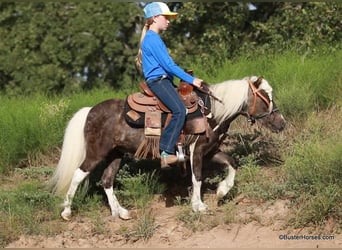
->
[48,107,92,196]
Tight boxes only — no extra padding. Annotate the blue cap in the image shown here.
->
[143,2,178,19]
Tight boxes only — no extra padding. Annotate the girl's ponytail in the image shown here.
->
[135,19,153,74]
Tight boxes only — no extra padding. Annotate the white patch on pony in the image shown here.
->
[189,137,208,212]
[259,79,273,101]
[217,165,236,198]
[104,187,131,220]
[257,77,273,113]
[61,168,89,220]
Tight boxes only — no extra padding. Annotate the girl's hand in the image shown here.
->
[192,78,203,88]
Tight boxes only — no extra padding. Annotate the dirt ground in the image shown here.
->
[6,194,342,248]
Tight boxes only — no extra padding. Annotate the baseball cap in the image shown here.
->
[143,2,178,19]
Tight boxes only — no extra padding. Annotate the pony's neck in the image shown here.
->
[210,79,249,127]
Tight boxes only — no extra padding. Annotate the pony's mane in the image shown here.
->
[209,76,273,125]
[209,79,249,125]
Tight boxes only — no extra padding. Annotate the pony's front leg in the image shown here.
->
[190,174,208,212]
[61,168,89,220]
[189,140,208,212]
[217,165,236,198]
[211,151,237,199]
[101,161,130,220]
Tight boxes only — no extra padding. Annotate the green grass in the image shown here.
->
[0,164,165,247]
[116,166,166,209]
[130,209,157,241]
[0,88,125,173]
[0,174,62,246]
[1,48,341,173]
[283,107,342,229]
[176,207,219,232]
[233,155,286,201]
[0,47,341,244]
[194,48,342,119]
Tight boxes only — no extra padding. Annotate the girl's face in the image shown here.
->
[153,15,170,32]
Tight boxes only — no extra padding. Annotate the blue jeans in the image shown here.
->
[147,76,186,154]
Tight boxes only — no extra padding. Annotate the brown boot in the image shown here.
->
[160,154,178,168]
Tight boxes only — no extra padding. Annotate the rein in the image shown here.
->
[198,83,223,104]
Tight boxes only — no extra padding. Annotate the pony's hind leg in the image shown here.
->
[101,159,130,220]
[60,154,105,220]
[61,168,89,220]
[211,151,237,199]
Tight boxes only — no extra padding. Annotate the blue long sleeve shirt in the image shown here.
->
[141,30,195,84]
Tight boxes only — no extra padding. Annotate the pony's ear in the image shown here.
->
[254,76,264,88]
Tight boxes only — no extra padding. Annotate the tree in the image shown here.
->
[245,2,342,53]
[0,2,141,95]
[0,2,340,95]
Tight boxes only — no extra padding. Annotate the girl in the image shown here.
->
[136,2,203,168]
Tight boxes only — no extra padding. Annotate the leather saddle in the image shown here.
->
[125,81,208,135]
[127,81,199,114]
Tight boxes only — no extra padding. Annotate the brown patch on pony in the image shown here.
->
[253,76,264,88]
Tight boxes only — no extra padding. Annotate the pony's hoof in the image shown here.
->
[119,209,131,220]
[216,181,232,198]
[61,212,71,221]
[216,190,226,199]
[61,207,71,221]
[198,204,208,212]
[120,213,131,220]
[192,202,208,212]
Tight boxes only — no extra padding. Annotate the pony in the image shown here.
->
[49,76,286,221]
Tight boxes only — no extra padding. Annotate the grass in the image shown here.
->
[0,164,164,247]
[115,165,166,209]
[0,88,124,173]
[283,107,342,230]
[0,172,62,246]
[130,209,157,241]
[176,207,219,232]
[0,47,341,245]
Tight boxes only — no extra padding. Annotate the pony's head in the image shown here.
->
[246,76,286,133]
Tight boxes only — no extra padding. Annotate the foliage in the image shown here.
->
[283,107,342,229]
[0,2,340,95]
[243,2,341,55]
[0,2,141,95]
[0,176,62,247]
[167,2,341,62]
[0,88,123,173]
[233,154,286,201]
[0,47,341,246]
[115,165,166,209]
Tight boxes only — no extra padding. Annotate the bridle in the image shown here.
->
[244,80,279,124]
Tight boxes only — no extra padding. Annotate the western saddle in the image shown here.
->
[125,77,210,160]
